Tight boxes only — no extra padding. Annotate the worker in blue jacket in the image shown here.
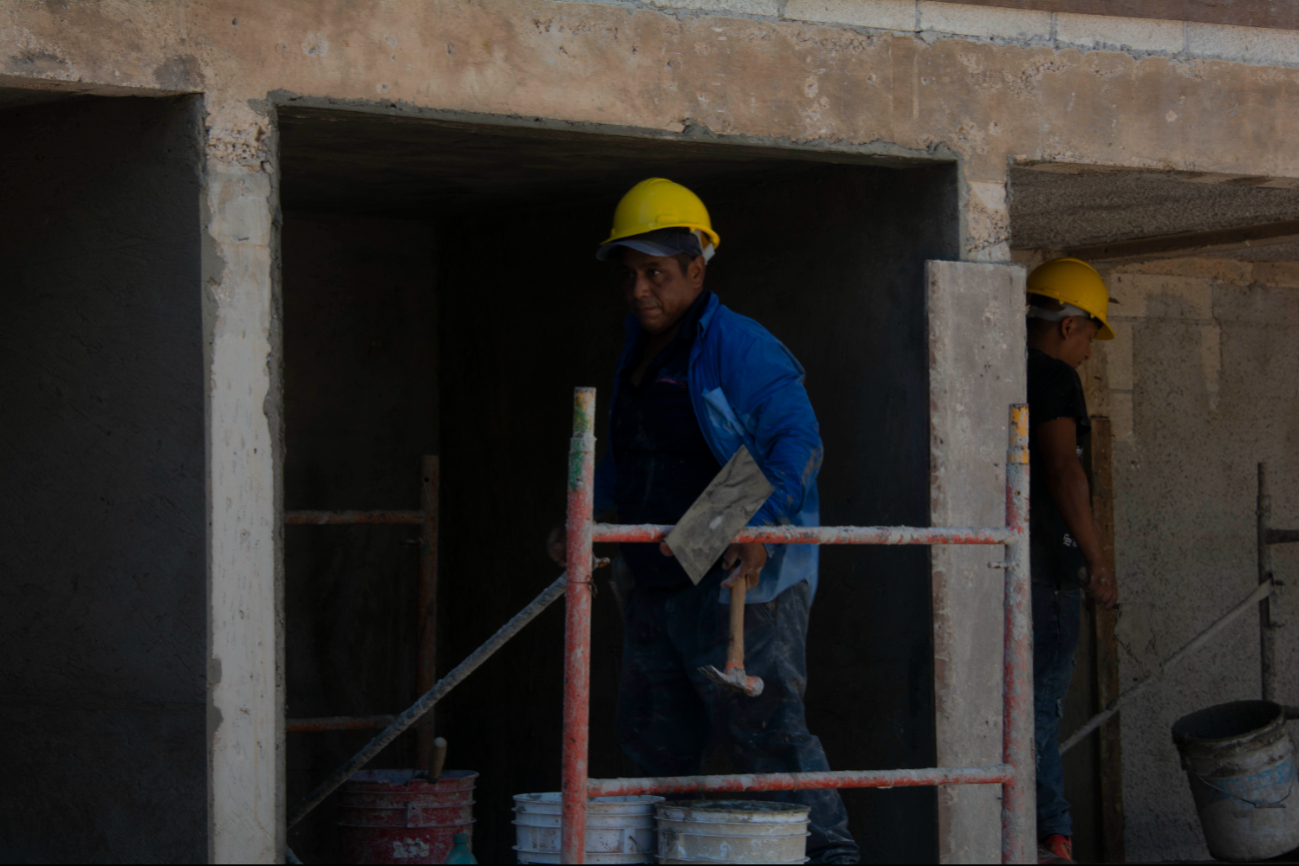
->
[549,179,858,864]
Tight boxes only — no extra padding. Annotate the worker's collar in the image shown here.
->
[671,289,713,344]
[623,289,719,345]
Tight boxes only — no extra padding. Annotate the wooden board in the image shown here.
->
[1089,416,1126,864]
[924,0,1299,32]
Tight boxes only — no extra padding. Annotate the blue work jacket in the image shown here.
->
[594,292,823,604]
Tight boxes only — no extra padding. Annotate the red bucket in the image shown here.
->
[338,769,477,864]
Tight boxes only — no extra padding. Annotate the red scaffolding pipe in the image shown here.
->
[561,389,1035,864]
[593,523,1013,545]
[588,765,1013,797]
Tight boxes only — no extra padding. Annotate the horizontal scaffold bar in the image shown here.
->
[587,765,1014,797]
[592,523,1014,545]
[285,510,424,525]
[286,715,396,733]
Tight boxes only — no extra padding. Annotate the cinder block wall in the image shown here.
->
[1086,258,1299,861]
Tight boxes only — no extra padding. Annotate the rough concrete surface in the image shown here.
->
[928,261,1027,863]
[1085,257,1299,862]
[0,95,206,861]
[205,132,283,865]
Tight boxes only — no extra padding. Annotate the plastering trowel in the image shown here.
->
[666,446,773,698]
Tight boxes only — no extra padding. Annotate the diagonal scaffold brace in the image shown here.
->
[287,558,604,828]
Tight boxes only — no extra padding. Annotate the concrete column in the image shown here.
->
[203,109,284,864]
[928,261,1026,863]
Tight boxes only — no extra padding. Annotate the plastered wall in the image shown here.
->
[1084,257,1299,861]
[0,95,206,861]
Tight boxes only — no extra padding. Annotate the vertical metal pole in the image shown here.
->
[416,456,440,770]
[1002,404,1036,864]
[1259,462,1280,703]
[562,388,596,864]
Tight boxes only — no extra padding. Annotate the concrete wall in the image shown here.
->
[434,162,956,863]
[1082,257,1299,861]
[927,261,1027,863]
[0,95,206,861]
[280,213,438,861]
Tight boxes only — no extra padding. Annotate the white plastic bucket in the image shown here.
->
[656,800,810,864]
[513,793,661,864]
[1173,701,1299,862]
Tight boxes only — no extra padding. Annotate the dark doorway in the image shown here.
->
[279,105,958,863]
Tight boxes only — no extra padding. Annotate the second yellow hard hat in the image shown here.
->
[602,178,720,252]
[1027,257,1115,340]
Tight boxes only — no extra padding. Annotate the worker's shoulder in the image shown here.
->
[707,302,792,354]
[1027,348,1081,391]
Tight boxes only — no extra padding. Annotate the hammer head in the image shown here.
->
[699,662,764,698]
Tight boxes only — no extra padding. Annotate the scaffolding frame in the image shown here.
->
[283,455,441,769]
[560,388,1036,864]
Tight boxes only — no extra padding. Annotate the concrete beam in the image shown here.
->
[1063,219,1299,262]
[921,0,1299,31]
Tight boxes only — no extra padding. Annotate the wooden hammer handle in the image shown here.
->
[727,579,746,666]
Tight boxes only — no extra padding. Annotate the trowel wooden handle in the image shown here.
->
[429,737,448,782]
[728,580,746,665]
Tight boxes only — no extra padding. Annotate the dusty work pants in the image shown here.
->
[1032,585,1081,840]
[616,570,859,865]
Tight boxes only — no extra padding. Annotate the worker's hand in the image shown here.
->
[1084,559,1118,610]
[658,541,766,589]
[547,522,566,566]
[720,542,767,591]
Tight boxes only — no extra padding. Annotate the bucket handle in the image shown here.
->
[1194,774,1294,810]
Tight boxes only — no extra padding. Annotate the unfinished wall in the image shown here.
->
[0,95,206,861]
[280,212,438,861]
[927,261,1027,863]
[433,162,956,863]
[1082,258,1299,862]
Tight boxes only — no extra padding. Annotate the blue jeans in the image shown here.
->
[616,572,859,864]
[1033,586,1080,840]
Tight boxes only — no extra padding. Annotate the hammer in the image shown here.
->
[698,573,764,697]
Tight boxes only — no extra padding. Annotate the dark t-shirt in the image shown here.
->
[1027,348,1090,588]
[611,290,722,587]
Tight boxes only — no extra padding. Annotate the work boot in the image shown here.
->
[1037,834,1073,864]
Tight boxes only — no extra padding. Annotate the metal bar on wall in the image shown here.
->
[1260,463,1281,703]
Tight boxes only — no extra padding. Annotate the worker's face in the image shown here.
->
[619,249,706,335]
[1059,316,1100,368]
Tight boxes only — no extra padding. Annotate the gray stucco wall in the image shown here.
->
[0,95,206,862]
[1091,260,1299,862]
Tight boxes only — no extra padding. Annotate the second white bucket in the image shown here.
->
[513,793,662,864]
[656,800,811,864]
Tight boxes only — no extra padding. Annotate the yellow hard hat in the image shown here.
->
[602,178,720,253]
[1027,257,1115,341]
